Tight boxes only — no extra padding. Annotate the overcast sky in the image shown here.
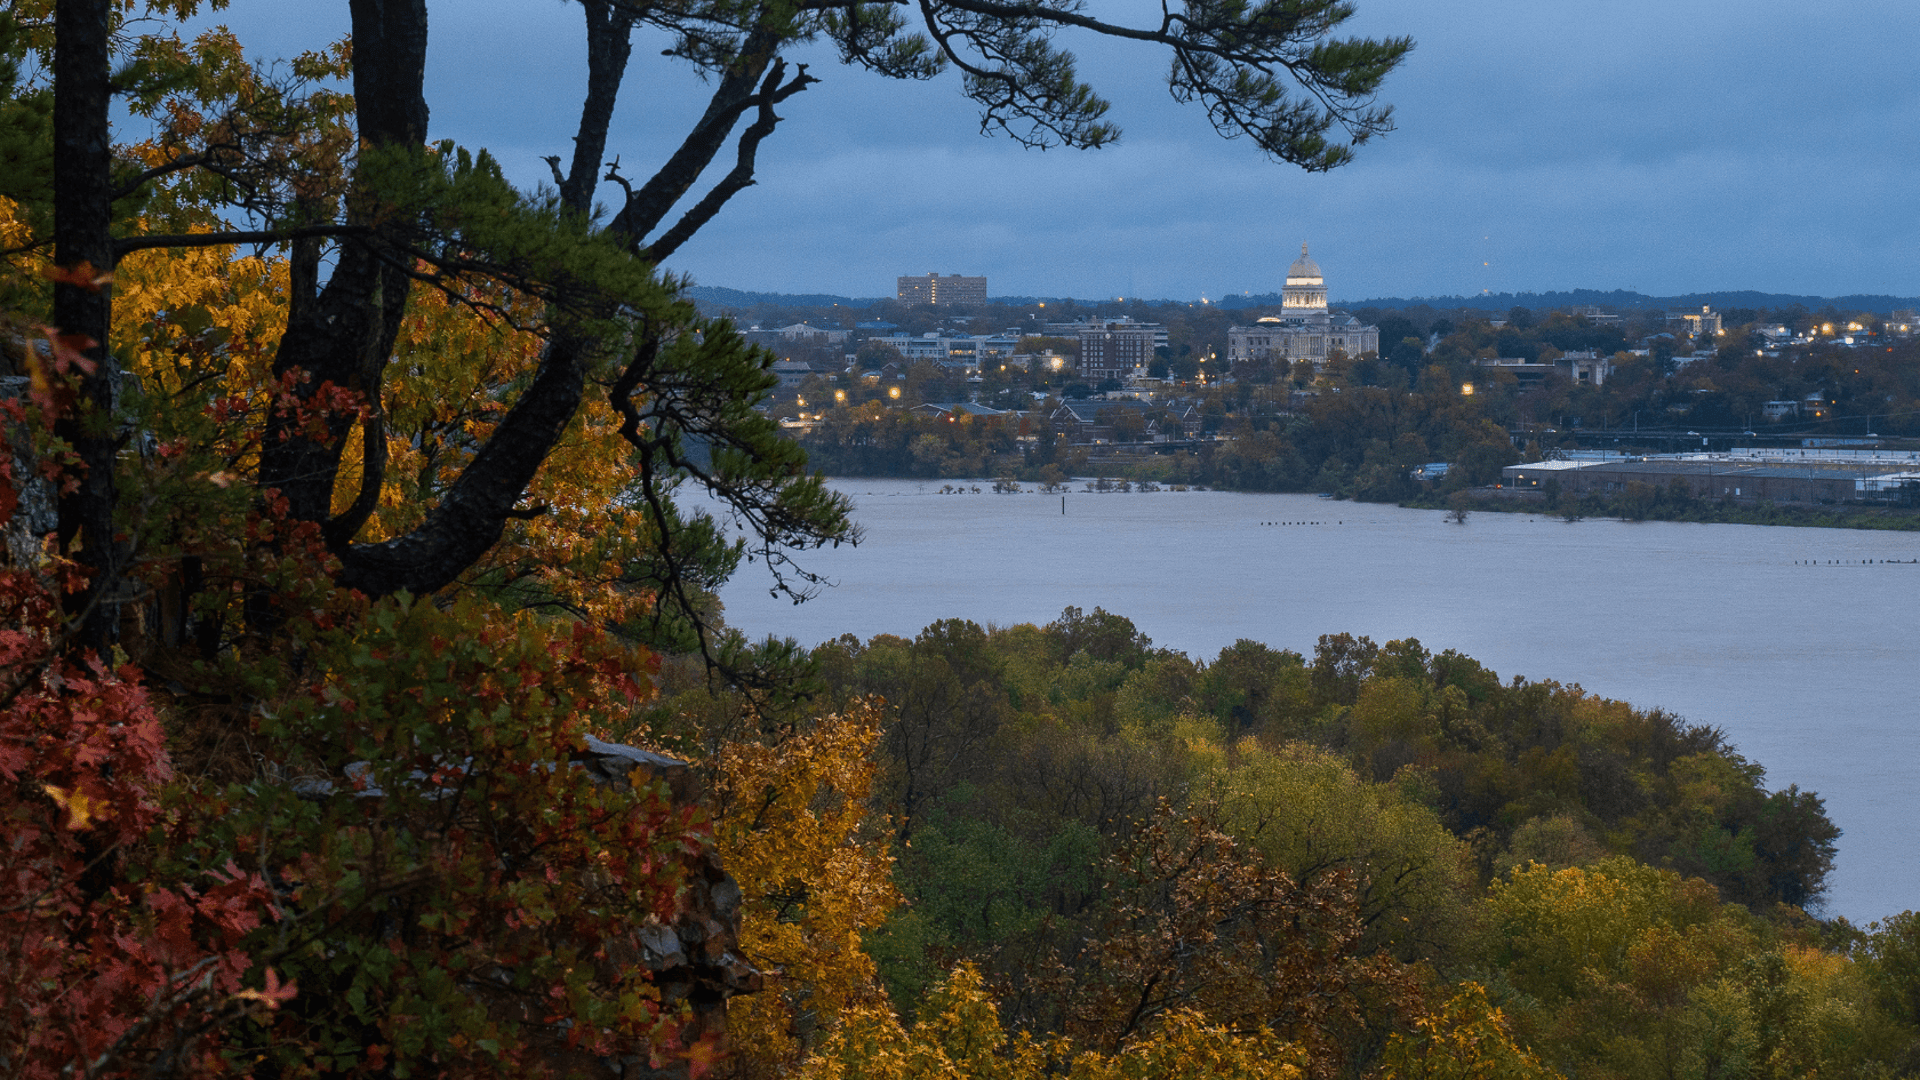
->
[184,0,1919,303]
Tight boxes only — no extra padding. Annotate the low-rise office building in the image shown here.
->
[1039,316,1169,352]
[1472,350,1614,388]
[1503,450,1920,504]
[869,332,1022,371]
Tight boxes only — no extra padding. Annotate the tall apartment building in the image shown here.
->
[1077,321,1158,384]
[897,272,988,307]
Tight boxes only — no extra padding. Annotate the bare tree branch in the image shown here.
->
[608,22,786,246]
[640,58,818,263]
[112,223,372,258]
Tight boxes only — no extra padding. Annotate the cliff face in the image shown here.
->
[571,737,763,1079]
[1,377,59,570]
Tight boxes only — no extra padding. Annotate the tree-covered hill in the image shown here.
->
[637,607,1920,1079]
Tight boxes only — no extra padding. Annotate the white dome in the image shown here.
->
[1286,242,1323,282]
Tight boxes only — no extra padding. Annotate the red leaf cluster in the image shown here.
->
[0,501,280,1078]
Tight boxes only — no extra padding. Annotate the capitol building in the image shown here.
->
[1225,245,1379,371]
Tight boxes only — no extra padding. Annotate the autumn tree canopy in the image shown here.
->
[0,3,1420,1077]
[9,7,1902,1080]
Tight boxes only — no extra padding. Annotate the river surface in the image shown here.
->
[713,479,1920,924]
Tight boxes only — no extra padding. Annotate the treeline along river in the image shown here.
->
[714,479,1920,924]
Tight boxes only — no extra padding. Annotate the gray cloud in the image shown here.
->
[180,0,1920,301]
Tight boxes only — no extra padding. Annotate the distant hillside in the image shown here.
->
[1336,289,1920,315]
[686,285,1115,311]
[685,286,884,310]
[688,284,1919,316]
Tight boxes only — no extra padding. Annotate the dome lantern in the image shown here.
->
[1286,242,1323,284]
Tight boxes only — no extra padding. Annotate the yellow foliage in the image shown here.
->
[1375,983,1562,1080]
[910,963,1048,1080]
[1477,859,1838,1077]
[1727,946,1889,1080]
[0,196,33,253]
[106,234,670,627]
[1489,858,1732,1003]
[1494,861,1669,988]
[0,197,49,336]
[1779,942,1846,987]
[1195,738,1474,956]
[712,704,902,1077]
[330,277,673,625]
[1624,923,1717,1009]
[1063,1011,1309,1080]
[342,278,549,541]
[790,998,919,1080]
[113,234,288,403]
[1348,675,1435,759]
[1667,752,1755,816]
[795,964,1309,1080]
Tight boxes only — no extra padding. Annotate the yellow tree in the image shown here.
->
[1191,736,1477,961]
[709,703,903,1078]
[795,963,1311,1080]
[1374,984,1562,1080]
[1484,858,1761,1076]
[96,198,749,653]
[105,233,684,655]
[333,274,689,630]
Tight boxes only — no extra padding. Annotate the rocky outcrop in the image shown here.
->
[295,736,761,1079]
[0,376,59,569]
[571,737,763,1079]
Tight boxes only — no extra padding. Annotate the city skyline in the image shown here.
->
[184,0,1919,302]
